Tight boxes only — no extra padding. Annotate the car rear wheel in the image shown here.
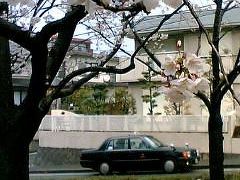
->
[163,159,176,173]
[99,162,111,175]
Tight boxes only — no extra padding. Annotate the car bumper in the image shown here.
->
[80,160,96,169]
[177,157,199,168]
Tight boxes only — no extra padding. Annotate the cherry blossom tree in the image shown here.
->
[129,1,240,180]
[0,0,163,179]
[1,0,239,180]
[142,1,240,180]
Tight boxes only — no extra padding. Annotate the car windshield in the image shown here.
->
[144,136,165,148]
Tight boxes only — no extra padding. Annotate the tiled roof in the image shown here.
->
[133,7,240,34]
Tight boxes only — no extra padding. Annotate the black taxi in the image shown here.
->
[80,134,200,175]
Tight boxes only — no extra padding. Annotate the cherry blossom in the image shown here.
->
[170,77,195,91]
[101,0,112,6]
[5,0,35,6]
[183,53,205,74]
[141,0,159,12]
[69,0,85,5]
[162,56,176,76]
[68,0,159,14]
[30,17,41,26]
[191,77,210,93]
[161,52,211,103]
[160,86,193,103]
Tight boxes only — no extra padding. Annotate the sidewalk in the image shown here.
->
[194,155,240,169]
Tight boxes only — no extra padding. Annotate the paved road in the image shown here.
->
[30,171,98,180]
[29,153,240,179]
[30,168,240,180]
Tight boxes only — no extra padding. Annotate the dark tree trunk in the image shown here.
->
[0,142,29,180]
[209,109,224,180]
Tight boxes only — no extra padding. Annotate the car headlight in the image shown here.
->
[182,151,191,159]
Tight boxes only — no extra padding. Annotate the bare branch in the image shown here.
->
[222,0,234,15]
[133,3,185,54]
[39,12,133,107]
[195,92,211,111]
[219,49,240,100]
[0,19,34,50]
[183,0,229,93]
[131,27,163,70]
[196,30,202,56]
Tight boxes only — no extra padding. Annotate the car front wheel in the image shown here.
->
[163,159,176,173]
[99,162,111,175]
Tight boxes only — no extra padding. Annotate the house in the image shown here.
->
[12,37,119,108]
[48,37,120,109]
[49,37,119,84]
[116,6,240,116]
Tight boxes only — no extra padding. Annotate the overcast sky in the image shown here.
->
[40,0,229,55]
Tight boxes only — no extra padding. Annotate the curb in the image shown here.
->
[30,169,94,174]
[193,164,240,170]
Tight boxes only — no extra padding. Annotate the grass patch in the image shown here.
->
[31,172,240,180]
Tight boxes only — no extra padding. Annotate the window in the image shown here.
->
[130,137,149,150]
[106,138,128,150]
[106,140,114,151]
[78,44,87,52]
[114,138,128,150]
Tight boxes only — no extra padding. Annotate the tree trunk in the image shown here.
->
[208,111,224,180]
[0,142,29,180]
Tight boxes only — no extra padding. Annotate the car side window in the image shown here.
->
[113,138,128,150]
[130,137,149,150]
[106,140,114,151]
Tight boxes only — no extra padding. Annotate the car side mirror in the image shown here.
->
[107,146,113,151]
[170,143,175,150]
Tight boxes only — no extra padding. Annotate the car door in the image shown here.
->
[105,138,131,170]
[129,137,160,171]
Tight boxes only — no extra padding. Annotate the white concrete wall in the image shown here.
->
[38,130,240,154]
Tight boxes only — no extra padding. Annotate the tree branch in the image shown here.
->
[0,19,34,50]
[195,92,211,111]
[219,49,240,104]
[183,0,229,95]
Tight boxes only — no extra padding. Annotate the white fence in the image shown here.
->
[39,115,230,133]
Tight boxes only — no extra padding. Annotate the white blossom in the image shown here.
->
[160,33,168,40]
[20,0,34,6]
[85,0,102,15]
[4,0,19,6]
[184,53,204,74]
[101,0,112,6]
[69,0,86,5]
[6,0,34,6]
[191,77,210,93]
[170,77,195,91]
[161,87,193,103]
[163,56,176,76]
[142,0,159,12]
[30,17,41,26]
